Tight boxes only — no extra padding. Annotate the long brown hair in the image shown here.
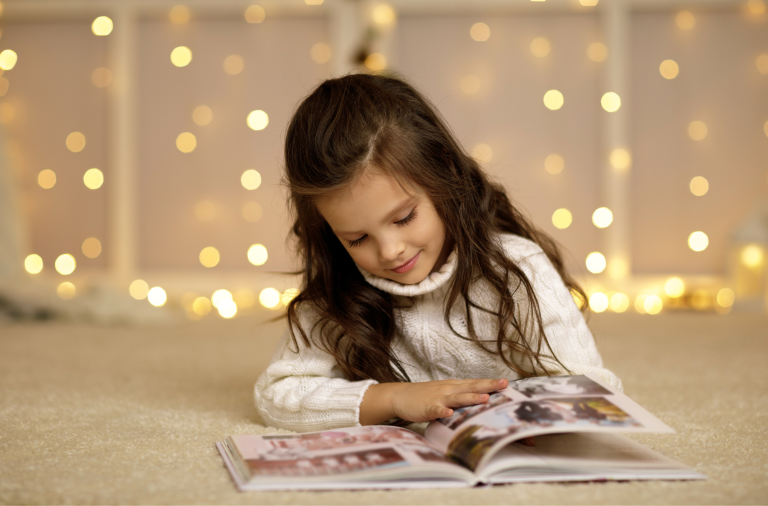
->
[283,73,586,384]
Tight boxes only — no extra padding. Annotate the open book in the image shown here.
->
[217,373,705,490]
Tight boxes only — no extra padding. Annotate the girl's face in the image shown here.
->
[316,169,452,285]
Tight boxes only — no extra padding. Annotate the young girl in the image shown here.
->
[255,73,621,433]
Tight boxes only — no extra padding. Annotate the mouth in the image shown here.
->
[390,251,421,274]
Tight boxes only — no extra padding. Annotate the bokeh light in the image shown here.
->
[192,296,212,316]
[24,254,43,274]
[610,148,631,170]
[470,22,490,42]
[586,252,606,274]
[55,254,76,275]
[601,92,621,112]
[609,293,629,312]
[259,288,281,309]
[747,0,766,15]
[635,294,648,314]
[195,200,216,222]
[170,46,192,67]
[364,53,386,71]
[247,110,269,130]
[0,103,14,124]
[688,231,709,252]
[644,295,663,315]
[372,4,396,25]
[688,121,708,140]
[282,288,299,306]
[245,5,266,23]
[544,154,564,175]
[169,5,190,24]
[199,246,220,268]
[192,105,212,126]
[659,59,679,79]
[589,292,608,312]
[148,287,167,307]
[129,279,149,300]
[471,143,493,164]
[176,132,196,153]
[82,238,102,258]
[664,277,685,298]
[91,16,113,36]
[241,169,262,190]
[691,289,711,310]
[756,54,768,74]
[690,176,709,196]
[223,54,244,75]
[242,202,263,222]
[530,37,550,57]
[543,90,564,110]
[592,207,613,228]
[0,49,17,70]
[66,132,86,152]
[38,169,56,189]
[552,208,572,229]
[608,258,629,279]
[248,244,268,266]
[587,42,607,62]
[83,168,104,189]
[211,289,233,309]
[716,288,735,308]
[310,43,331,64]
[305,0,324,5]
[57,282,77,300]
[460,75,481,95]
[91,67,112,87]
[217,299,237,318]
[579,0,598,5]
[676,10,696,30]
[741,244,764,268]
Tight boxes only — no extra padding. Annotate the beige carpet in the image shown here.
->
[1,310,766,505]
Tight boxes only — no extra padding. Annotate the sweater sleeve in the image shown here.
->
[254,308,378,432]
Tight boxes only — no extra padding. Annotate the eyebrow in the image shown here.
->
[333,197,415,236]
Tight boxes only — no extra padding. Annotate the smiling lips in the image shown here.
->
[390,251,421,274]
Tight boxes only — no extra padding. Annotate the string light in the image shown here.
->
[690,176,709,196]
[83,168,104,189]
[57,282,77,300]
[676,10,696,30]
[688,231,708,252]
[609,293,629,312]
[129,279,149,300]
[460,75,481,95]
[688,121,707,140]
[471,143,493,163]
[259,288,281,309]
[544,154,564,174]
[192,296,212,316]
[148,287,167,307]
[248,244,268,266]
[587,42,607,62]
[282,288,299,306]
[199,247,220,268]
[592,207,613,228]
[192,105,212,126]
[634,294,648,313]
[246,110,269,130]
[305,0,324,4]
[91,16,113,36]
[372,4,396,25]
[195,200,216,222]
[364,53,386,71]
[579,0,598,5]
[211,289,233,309]
[82,238,102,258]
[741,244,764,268]
[664,277,685,298]
[530,37,550,57]
[551,208,572,229]
[24,254,43,274]
[217,299,237,318]
[643,295,663,315]
[176,132,196,152]
[586,252,606,274]
[610,148,631,170]
[242,202,263,222]
[92,67,112,87]
[659,59,679,79]
[601,92,621,112]
[241,169,262,190]
[169,5,190,24]
[543,90,564,110]
[310,43,331,64]
[223,54,244,75]
[170,46,192,67]
[38,169,56,189]
[55,254,76,275]
[245,5,266,23]
[756,54,768,75]
[716,288,735,308]
[589,292,608,312]
[470,23,490,42]
[0,49,17,70]
[66,132,86,153]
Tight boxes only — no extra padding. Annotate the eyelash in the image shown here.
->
[346,209,418,248]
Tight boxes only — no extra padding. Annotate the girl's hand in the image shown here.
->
[360,378,509,425]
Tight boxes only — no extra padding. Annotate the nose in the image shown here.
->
[378,233,405,263]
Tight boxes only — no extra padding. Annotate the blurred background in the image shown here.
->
[0,0,767,323]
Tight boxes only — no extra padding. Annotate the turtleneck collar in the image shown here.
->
[356,246,458,297]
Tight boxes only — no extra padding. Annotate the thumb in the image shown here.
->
[433,405,453,419]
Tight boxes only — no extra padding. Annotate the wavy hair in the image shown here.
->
[283,73,586,384]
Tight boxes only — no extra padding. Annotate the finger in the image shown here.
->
[465,378,508,393]
[433,405,453,419]
[445,392,490,408]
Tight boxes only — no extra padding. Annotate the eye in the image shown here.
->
[395,209,417,227]
[347,235,367,248]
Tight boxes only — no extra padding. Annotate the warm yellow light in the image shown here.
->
[169,5,191,24]
[690,176,709,196]
[470,22,490,42]
[242,202,263,222]
[199,246,220,268]
[259,287,281,309]
[571,289,586,310]
[38,169,56,189]
[148,287,167,307]
[57,282,77,300]
[176,132,197,153]
[530,37,550,57]
[608,258,628,279]
[55,254,76,275]
[310,43,331,64]
[471,143,493,164]
[543,90,564,110]
[129,279,149,300]
[544,154,564,175]
[170,46,192,67]
[586,252,606,274]
[587,42,607,62]
[192,296,212,316]
[372,4,396,25]
[0,49,17,70]
[217,299,237,318]
[195,200,216,222]
[592,207,613,228]
[248,244,268,266]
[24,254,43,274]
[305,0,324,4]
[589,292,608,312]
[579,0,598,5]
[241,169,262,190]
[756,54,768,75]
[223,54,244,75]
[764,120,768,137]
[83,168,104,189]
[609,148,631,170]
[281,288,299,306]
[688,231,708,252]
[82,238,102,258]
[609,293,629,312]
[634,294,648,313]
[245,5,266,23]
[747,0,766,15]
[644,295,663,315]
[246,110,269,131]
[91,16,113,36]
[716,288,735,308]
[192,105,212,126]
[688,121,708,141]
[601,92,621,112]
[690,289,711,310]
[211,289,233,309]
[234,289,256,309]
[659,59,679,79]
[552,208,572,230]
[460,75,481,95]
[91,67,112,88]
[741,244,764,268]
[66,132,86,153]
[664,277,685,298]
[676,10,696,30]
[0,103,14,124]
[364,53,386,71]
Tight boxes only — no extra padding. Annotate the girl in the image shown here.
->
[255,73,621,433]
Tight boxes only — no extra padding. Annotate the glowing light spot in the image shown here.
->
[690,176,709,196]
[688,231,708,252]
[57,282,76,300]
[608,258,628,279]
[66,132,86,153]
[543,90,564,110]
[530,37,550,57]
[460,75,481,95]
[552,208,572,229]
[0,103,14,124]
[688,121,707,140]
[245,5,266,23]
[234,289,256,309]
[747,0,766,15]
[248,244,268,266]
[470,22,490,42]
[38,170,56,189]
[0,77,8,96]
[610,148,631,170]
[764,120,768,137]
[92,67,112,87]
[717,288,735,307]
[169,5,190,24]
[609,293,629,312]
[192,105,212,126]
[241,169,262,190]
[659,59,679,79]
[310,43,331,64]
[129,279,149,300]
[92,16,113,36]
[372,5,396,25]
[148,287,167,307]
[82,238,102,258]
[217,299,237,318]
[305,0,324,4]
[170,46,192,67]
[635,294,648,313]
[471,143,493,164]
[0,49,17,70]
[83,168,104,189]
[691,289,711,310]
[586,252,606,274]
[592,207,613,228]
[223,54,244,75]
[544,154,564,175]
[756,54,768,74]
[242,202,263,222]
[246,110,268,131]
[644,295,663,315]
[579,0,598,5]
[55,254,76,275]
[211,289,233,309]
[259,287,281,308]
[601,92,621,112]
[24,254,43,274]
[199,246,220,268]
[676,10,696,30]
[192,296,211,315]
[587,42,607,62]
[664,277,685,298]
[195,200,216,222]
[176,132,196,153]
[741,244,764,268]
[589,292,608,312]
[364,53,386,71]
[282,288,299,306]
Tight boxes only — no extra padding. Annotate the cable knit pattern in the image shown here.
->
[255,233,622,432]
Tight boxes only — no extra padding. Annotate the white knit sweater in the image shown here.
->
[254,233,622,432]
